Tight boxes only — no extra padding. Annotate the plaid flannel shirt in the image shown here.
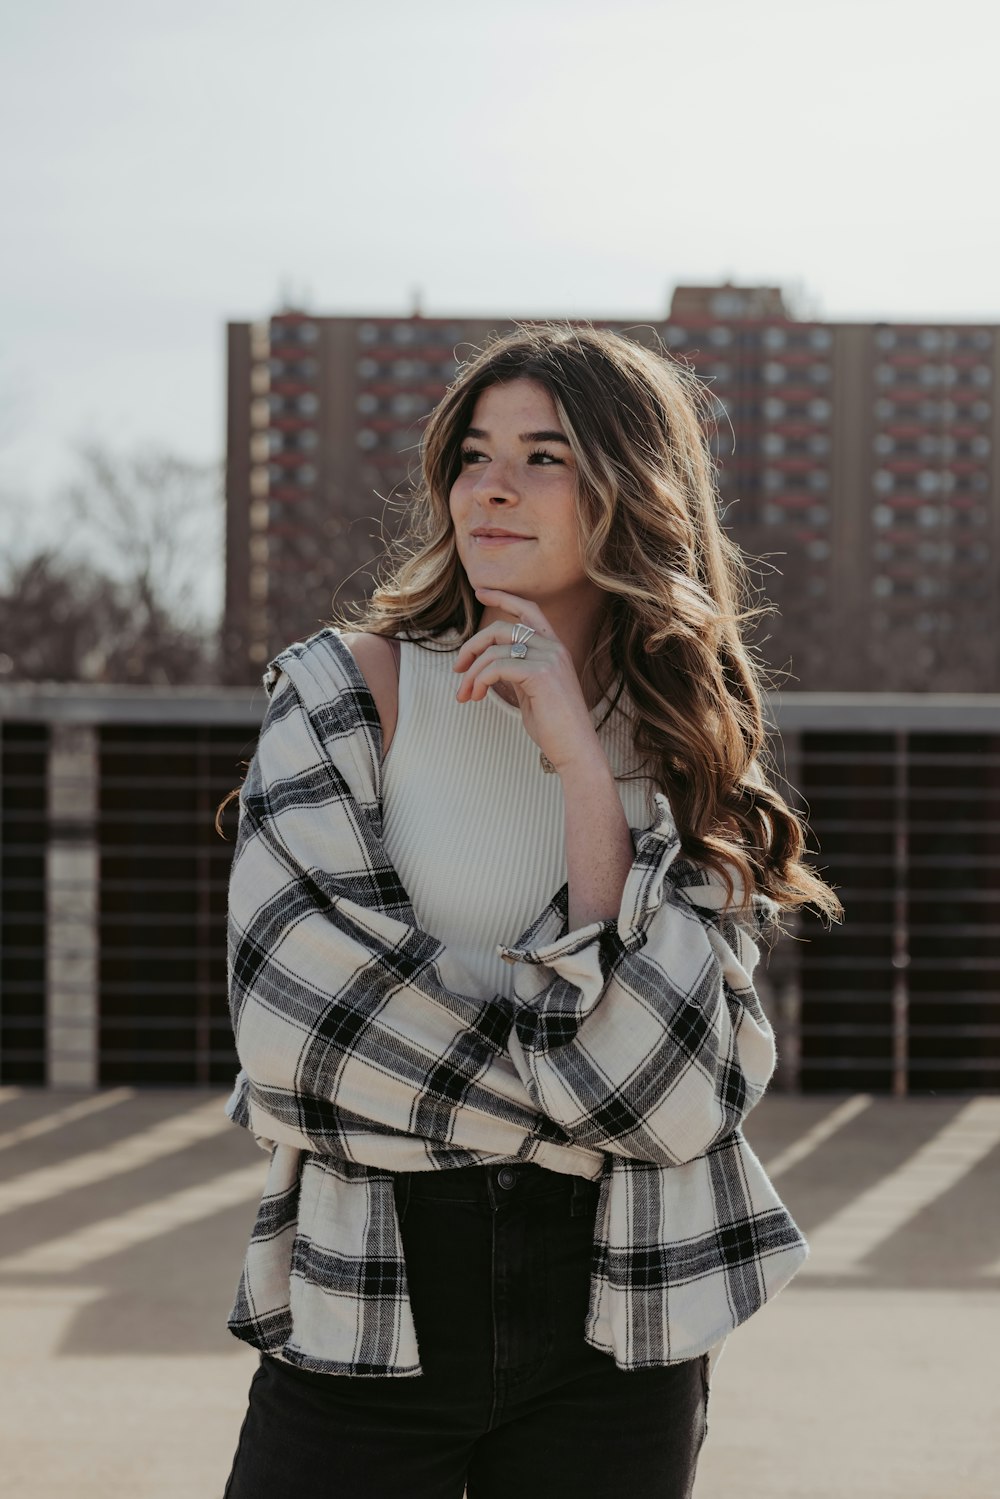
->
[225,627,808,1376]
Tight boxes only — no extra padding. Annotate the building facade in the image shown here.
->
[224,288,1000,690]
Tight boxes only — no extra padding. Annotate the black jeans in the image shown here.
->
[223,1162,709,1499]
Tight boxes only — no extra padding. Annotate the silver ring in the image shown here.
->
[510,623,535,660]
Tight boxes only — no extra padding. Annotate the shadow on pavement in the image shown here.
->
[0,1090,997,1357]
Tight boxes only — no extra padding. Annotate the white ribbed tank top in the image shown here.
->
[381,631,655,1000]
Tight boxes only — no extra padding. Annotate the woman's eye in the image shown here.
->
[460,447,488,464]
[528,449,563,465]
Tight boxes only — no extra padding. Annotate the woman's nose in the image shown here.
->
[473,461,519,505]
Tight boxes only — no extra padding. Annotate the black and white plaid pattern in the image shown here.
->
[225,628,808,1375]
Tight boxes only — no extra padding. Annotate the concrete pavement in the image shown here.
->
[1,1089,998,1498]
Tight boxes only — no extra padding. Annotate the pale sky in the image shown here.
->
[2,0,998,547]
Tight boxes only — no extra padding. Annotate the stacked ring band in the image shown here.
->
[510,623,536,660]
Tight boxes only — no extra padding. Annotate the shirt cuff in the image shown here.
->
[497,793,683,968]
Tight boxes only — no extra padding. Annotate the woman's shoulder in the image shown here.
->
[339,633,400,756]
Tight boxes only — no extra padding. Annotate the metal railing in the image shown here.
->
[2,682,998,1091]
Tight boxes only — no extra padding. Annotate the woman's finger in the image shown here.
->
[474,588,553,635]
[455,642,544,701]
[453,613,549,672]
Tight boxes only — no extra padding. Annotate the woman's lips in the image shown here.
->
[471,534,534,547]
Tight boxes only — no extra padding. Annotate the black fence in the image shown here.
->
[1,684,998,1092]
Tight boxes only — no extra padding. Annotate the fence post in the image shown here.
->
[46,722,99,1088]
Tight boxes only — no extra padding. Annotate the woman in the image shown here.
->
[220,324,842,1499]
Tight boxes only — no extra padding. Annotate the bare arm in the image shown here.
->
[560,749,636,930]
[340,632,400,758]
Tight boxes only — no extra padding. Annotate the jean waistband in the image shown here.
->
[394,1162,601,1209]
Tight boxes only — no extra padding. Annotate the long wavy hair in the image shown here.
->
[332,322,841,926]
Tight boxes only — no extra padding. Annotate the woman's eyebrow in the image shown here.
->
[464,426,571,445]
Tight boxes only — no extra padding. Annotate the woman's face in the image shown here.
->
[449,378,602,615]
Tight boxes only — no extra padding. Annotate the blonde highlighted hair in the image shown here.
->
[330,322,842,926]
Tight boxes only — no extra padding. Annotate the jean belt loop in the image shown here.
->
[571,1174,592,1218]
[392,1172,411,1225]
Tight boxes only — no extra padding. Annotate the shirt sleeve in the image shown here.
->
[226,661,601,1179]
[499,794,780,1168]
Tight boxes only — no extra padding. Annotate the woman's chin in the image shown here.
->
[469,568,528,595]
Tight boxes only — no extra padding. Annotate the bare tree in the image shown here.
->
[0,550,120,682]
[0,443,224,685]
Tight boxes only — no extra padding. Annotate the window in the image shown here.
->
[809,364,831,384]
[810,505,830,526]
[972,401,991,421]
[357,429,378,450]
[298,430,318,452]
[808,470,829,491]
[807,539,830,560]
[808,398,832,421]
[874,434,894,456]
[358,323,379,346]
[873,575,893,597]
[712,292,746,317]
[918,506,941,527]
[356,393,379,415]
[917,471,941,494]
[919,329,943,352]
[808,434,830,456]
[708,327,733,346]
[297,393,319,416]
[763,362,786,384]
[357,358,379,379]
[876,364,895,386]
[873,470,894,494]
[761,434,785,455]
[297,465,317,486]
[763,398,786,419]
[809,328,833,351]
[391,392,425,418]
[972,365,992,387]
[392,323,416,345]
[875,329,896,351]
[762,328,786,351]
